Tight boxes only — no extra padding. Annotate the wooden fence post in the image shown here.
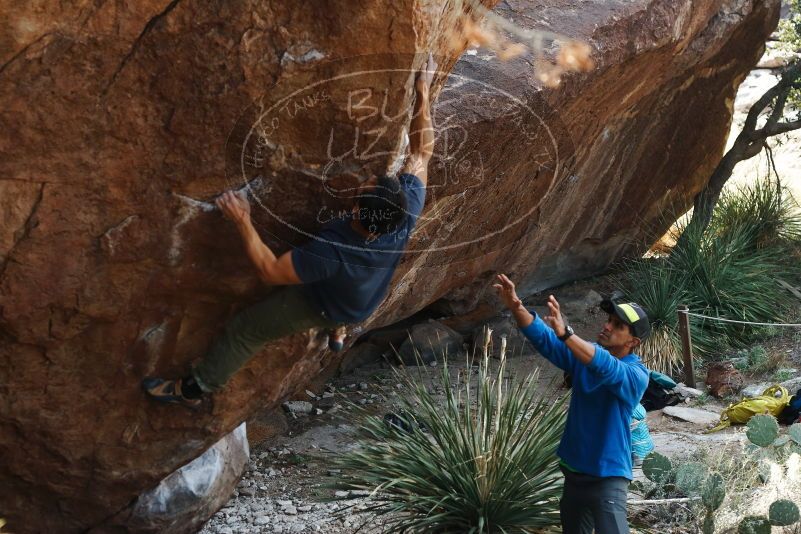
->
[677,305,695,388]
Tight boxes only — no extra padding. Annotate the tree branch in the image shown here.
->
[765,88,789,130]
[743,84,785,134]
[766,119,801,135]
[744,139,767,159]
[743,62,801,135]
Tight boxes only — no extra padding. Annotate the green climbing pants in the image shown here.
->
[192,285,337,392]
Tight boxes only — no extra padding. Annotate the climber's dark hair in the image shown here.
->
[356,176,408,235]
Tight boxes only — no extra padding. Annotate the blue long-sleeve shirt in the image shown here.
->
[520,315,649,479]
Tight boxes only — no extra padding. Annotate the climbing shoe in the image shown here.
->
[142,377,202,409]
[328,337,344,352]
[328,327,346,352]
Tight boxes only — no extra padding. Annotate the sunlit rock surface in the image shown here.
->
[0,0,780,531]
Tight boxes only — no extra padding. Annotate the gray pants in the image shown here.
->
[559,466,630,534]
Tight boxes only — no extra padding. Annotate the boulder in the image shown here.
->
[339,341,387,374]
[648,431,746,460]
[93,423,249,533]
[471,314,530,358]
[246,408,289,449]
[780,376,801,393]
[663,406,721,427]
[0,0,781,531]
[674,383,704,399]
[282,401,314,415]
[705,361,745,398]
[396,320,464,365]
[741,383,772,398]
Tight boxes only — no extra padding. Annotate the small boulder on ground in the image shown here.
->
[471,314,529,358]
[339,341,386,374]
[780,376,801,393]
[674,383,704,398]
[396,320,463,365]
[282,401,313,415]
[663,406,720,426]
[705,361,744,398]
[741,383,772,398]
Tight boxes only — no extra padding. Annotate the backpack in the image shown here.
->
[708,385,791,433]
[631,403,654,461]
[778,388,801,425]
[649,370,678,389]
[641,376,682,411]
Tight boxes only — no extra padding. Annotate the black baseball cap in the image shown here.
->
[600,299,650,339]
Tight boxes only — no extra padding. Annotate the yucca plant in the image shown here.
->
[616,176,801,370]
[614,243,720,372]
[331,333,568,533]
[674,220,789,348]
[711,178,801,251]
[614,257,690,373]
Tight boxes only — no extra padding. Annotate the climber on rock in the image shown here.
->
[143,54,437,408]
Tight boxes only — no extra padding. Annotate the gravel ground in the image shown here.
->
[198,351,565,534]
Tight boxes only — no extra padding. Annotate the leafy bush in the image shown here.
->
[616,177,801,372]
[733,345,784,375]
[331,339,567,533]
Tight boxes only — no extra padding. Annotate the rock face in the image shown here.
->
[0,0,780,532]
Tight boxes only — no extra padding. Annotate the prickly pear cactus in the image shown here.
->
[757,458,772,484]
[789,422,801,445]
[738,516,771,534]
[675,461,708,496]
[774,435,791,446]
[769,499,800,526]
[702,472,725,511]
[746,414,779,447]
[743,442,760,455]
[642,452,673,484]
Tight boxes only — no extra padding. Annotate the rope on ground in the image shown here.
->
[678,310,801,328]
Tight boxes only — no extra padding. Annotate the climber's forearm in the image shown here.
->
[564,335,596,366]
[409,84,433,162]
[235,217,278,283]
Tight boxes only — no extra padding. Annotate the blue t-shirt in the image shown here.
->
[291,174,425,323]
[520,315,649,479]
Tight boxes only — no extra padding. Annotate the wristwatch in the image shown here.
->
[558,325,574,342]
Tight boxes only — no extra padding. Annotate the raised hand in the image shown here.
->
[492,273,523,311]
[543,295,566,337]
[216,190,251,225]
[416,52,438,92]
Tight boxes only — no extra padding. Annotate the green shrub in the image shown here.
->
[616,177,801,372]
[775,368,795,382]
[615,257,691,372]
[330,342,567,533]
[746,346,768,370]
